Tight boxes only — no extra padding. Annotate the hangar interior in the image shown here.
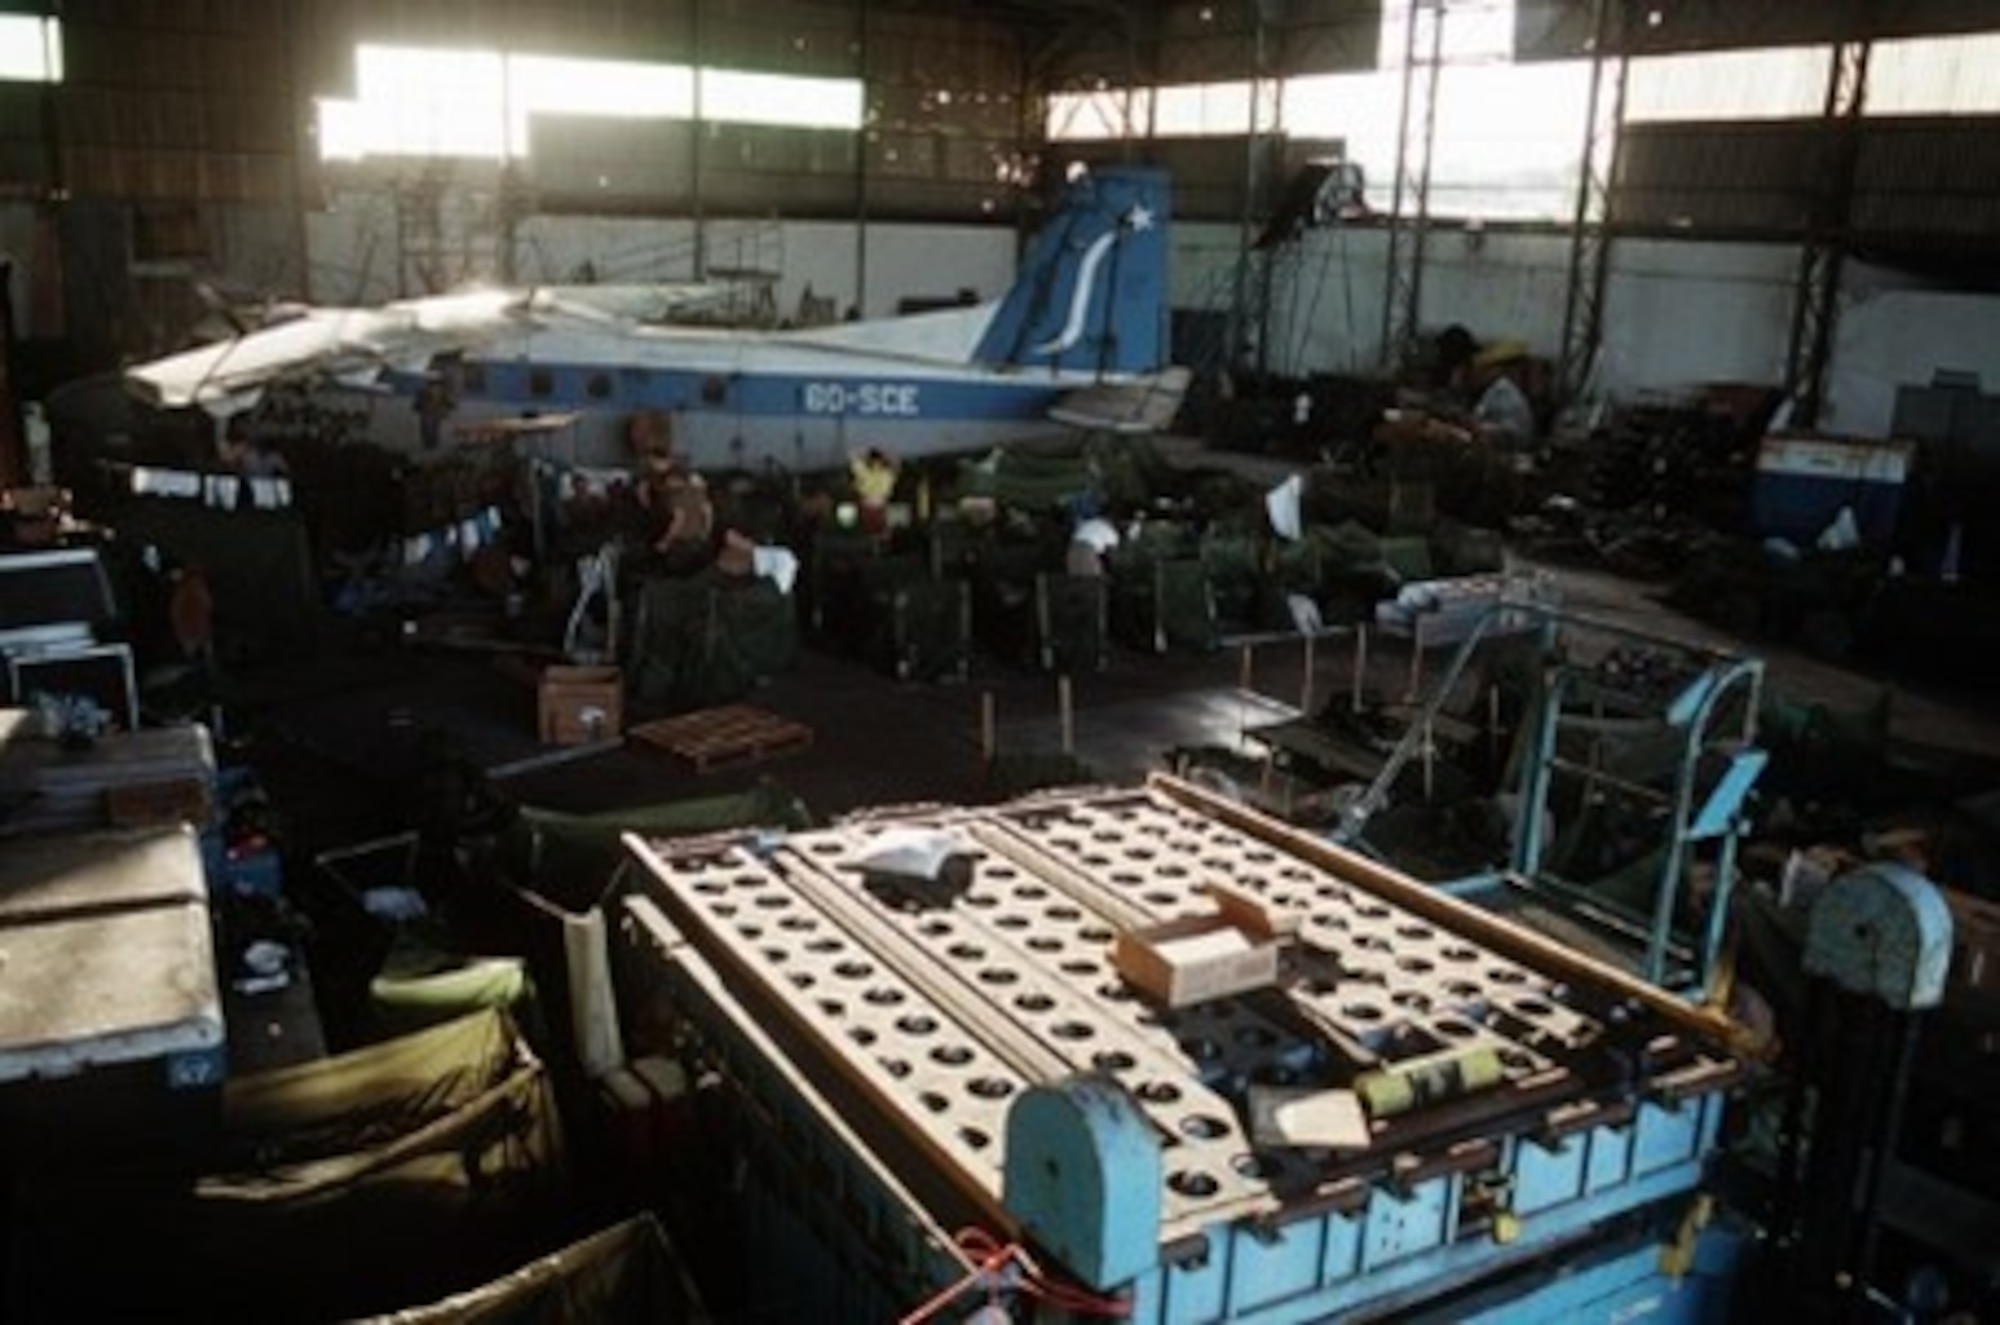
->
[1,2,1998,1321]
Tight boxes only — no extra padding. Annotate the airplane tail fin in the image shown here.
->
[972,165,1171,378]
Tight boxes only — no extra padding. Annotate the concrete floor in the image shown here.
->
[1541,556,2000,758]
[229,545,2000,861]
[217,426,2000,850]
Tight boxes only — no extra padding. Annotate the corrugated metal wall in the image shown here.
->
[1852,117,2000,241]
[860,9,1023,220]
[1613,116,2000,244]
[1516,0,2000,62]
[56,0,295,204]
[1613,123,1825,235]
[1036,0,1382,86]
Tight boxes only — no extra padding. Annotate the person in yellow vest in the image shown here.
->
[849,446,899,537]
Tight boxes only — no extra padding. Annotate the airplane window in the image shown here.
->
[462,365,486,393]
[587,372,613,399]
[529,369,554,398]
[701,375,727,405]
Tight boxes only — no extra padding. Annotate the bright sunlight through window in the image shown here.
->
[508,56,695,153]
[700,69,862,131]
[1378,0,1516,66]
[1868,32,2000,116]
[0,14,61,83]
[1045,89,1154,142]
[318,44,861,161]
[1625,46,1834,122]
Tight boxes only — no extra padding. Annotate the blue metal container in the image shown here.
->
[1751,434,1914,549]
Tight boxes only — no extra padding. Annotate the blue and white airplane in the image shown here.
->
[125,165,1188,471]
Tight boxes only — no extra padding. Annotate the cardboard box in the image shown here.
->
[1113,913,1281,1008]
[538,665,623,745]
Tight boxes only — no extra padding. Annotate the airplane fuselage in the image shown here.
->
[398,319,1110,470]
[127,165,1178,474]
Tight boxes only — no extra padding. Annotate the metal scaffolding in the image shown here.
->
[1555,0,1628,405]
[1378,0,1444,372]
[1784,35,1872,428]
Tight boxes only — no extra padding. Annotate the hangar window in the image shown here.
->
[317,44,862,162]
[1283,61,1590,222]
[702,69,864,131]
[1378,0,1516,67]
[320,46,507,159]
[1046,0,1588,221]
[1625,45,1834,122]
[0,15,60,83]
[1045,80,1280,141]
[1869,33,2000,116]
[506,56,693,154]
[1045,89,1155,142]
[1153,81,1281,138]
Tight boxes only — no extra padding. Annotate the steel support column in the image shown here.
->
[1378,0,1443,372]
[1784,36,1871,428]
[498,70,523,286]
[1555,0,1627,405]
[1235,1,1277,377]
[0,258,21,488]
[854,0,870,317]
[690,0,708,280]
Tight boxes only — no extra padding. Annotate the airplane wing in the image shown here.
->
[125,288,539,414]
[1046,366,1192,434]
[532,281,743,325]
[125,283,763,414]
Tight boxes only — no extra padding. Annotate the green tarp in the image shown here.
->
[628,572,797,709]
[358,1214,711,1324]
[877,577,972,681]
[1035,573,1107,673]
[369,938,533,1037]
[15,1009,568,1322]
[1110,556,1216,653]
[953,434,1175,512]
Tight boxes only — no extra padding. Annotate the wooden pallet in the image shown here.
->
[629,705,814,774]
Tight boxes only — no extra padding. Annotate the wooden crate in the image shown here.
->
[628,705,813,773]
[538,665,624,745]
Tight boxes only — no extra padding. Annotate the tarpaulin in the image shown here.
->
[356,1213,712,1324]
[14,1010,568,1322]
